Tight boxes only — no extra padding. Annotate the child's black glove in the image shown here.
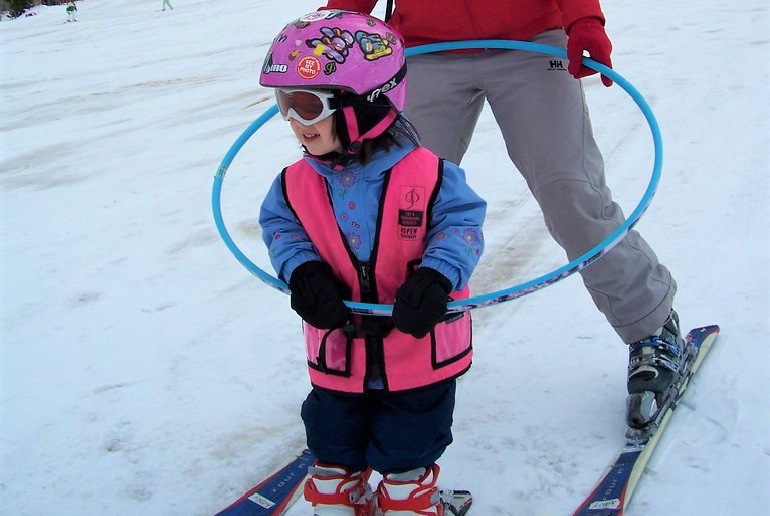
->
[392,267,453,338]
[289,261,351,329]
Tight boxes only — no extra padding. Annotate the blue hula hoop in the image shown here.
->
[212,40,662,316]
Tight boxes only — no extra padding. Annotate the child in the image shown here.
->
[258,10,486,515]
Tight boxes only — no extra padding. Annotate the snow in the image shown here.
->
[1,0,768,514]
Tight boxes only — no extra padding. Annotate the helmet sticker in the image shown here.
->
[262,52,288,75]
[306,27,355,64]
[296,55,322,80]
[298,10,343,23]
[355,31,395,61]
[324,62,337,76]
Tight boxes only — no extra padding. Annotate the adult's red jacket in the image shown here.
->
[323,0,606,47]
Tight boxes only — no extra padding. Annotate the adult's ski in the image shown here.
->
[214,448,472,515]
[572,324,720,515]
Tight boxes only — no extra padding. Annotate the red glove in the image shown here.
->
[567,17,613,87]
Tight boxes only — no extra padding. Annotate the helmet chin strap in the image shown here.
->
[340,105,399,157]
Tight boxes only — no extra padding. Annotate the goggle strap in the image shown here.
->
[362,64,407,104]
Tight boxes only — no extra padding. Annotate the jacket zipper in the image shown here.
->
[358,262,385,390]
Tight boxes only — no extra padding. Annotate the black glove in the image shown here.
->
[289,261,351,329]
[392,267,453,338]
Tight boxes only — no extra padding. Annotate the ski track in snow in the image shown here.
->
[1,1,769,515]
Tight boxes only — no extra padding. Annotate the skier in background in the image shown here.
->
[258,10,486,515]
[324,0,695,433]
[162,0,173,11]
[65,1,76,22]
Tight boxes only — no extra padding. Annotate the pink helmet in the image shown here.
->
[259,10,407,111]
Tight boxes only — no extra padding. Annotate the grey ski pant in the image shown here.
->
[405,30,675,344]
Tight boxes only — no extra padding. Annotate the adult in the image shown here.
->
[324,0,692,430]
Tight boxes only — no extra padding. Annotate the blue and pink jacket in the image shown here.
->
[259,136,486,393]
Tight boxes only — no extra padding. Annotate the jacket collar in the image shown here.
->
[303,136,417,179]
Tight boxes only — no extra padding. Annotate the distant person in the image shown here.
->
[162,0,173,11]
[66,1,76,22]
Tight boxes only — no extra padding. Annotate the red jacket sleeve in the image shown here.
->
[555,0,605,32]
[323,0,378,13]
[319,1,607,46]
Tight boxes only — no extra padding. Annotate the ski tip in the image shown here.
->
[692,324,720,334]
[685,325,720,343]
[439,489,472,516]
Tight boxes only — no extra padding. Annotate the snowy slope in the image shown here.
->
[1,1,768,514]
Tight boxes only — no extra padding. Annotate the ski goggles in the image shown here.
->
[275,88,337,125]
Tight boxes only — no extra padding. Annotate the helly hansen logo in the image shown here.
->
[548,59,566,72]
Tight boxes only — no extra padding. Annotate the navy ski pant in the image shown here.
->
[301,380,456,474]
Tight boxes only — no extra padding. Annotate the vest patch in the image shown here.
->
[398,186,425,241]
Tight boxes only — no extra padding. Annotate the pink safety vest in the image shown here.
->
[282,147,473,393]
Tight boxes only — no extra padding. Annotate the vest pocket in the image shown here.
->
[432,311,472,367]
[304,323,353,377]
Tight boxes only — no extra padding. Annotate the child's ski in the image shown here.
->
[572,325,720,515]
[214,448,473,515]
[215,449,314,516]
[440,489,473,515]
